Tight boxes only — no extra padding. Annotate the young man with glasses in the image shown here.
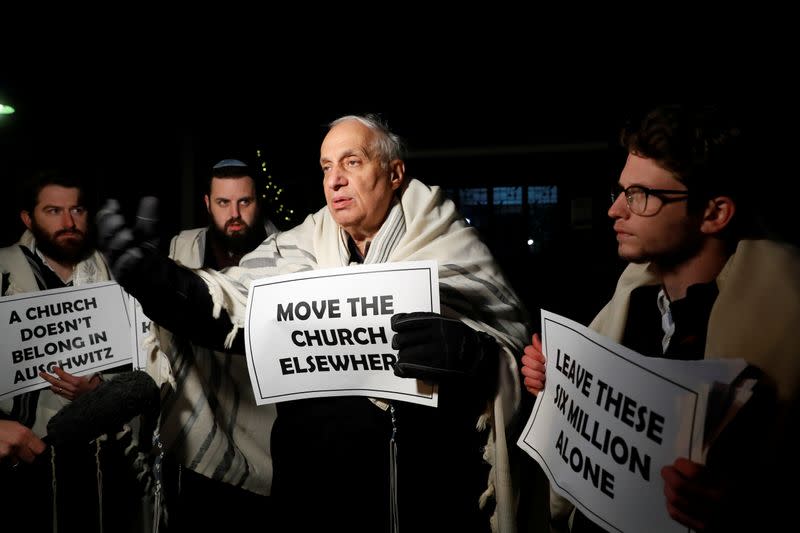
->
[521,105,800,531]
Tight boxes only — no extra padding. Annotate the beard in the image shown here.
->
[209,217,266,256]
[30,220,92,265]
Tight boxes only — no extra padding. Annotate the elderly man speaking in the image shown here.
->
[101,115,529,533]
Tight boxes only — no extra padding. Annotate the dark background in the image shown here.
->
[0,74,792,329]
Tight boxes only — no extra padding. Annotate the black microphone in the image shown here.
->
[46,370,160,447]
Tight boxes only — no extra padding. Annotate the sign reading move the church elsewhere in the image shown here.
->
[245,261,440,407]
[518,310,709,533]
[0,282,133,401]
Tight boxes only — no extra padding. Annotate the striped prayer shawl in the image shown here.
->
[197,178,530,531]
[151,227,276,495]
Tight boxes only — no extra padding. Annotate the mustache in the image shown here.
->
[225,218,248,228]
[54,228,85,238]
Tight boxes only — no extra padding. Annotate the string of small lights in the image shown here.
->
[254,148,294,225]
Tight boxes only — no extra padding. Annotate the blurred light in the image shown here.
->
[0,104,15,115]
[465,218,471,224]
[527,239,534,246]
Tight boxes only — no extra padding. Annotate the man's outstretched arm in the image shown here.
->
[97,198,244,353]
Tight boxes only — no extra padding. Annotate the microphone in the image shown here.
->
[46,370,160,447]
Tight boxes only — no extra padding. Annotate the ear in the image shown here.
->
[204,194,211,213]
[700,196,735,235]
[388,160,406,191]
[20,210,33,231]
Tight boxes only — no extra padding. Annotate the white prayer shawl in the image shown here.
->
[591,238,800,401]
[148,227,276,495]
[197,179,529,532]
[0,230,112,436]
[550,238,800,525]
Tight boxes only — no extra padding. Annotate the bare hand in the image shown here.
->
[0,420,46,465]
[39,367,102,401]
[661,457,725,531]
[521,333,546,395]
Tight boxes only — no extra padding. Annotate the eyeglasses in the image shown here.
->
[611,184,689,216]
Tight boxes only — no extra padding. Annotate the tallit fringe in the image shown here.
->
[478,405,500,533]
[195,269,244,349]
[196,269,226,319]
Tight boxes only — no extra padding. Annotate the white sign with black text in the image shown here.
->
[245,261,440,406]
[130,298,153,371]
[518,310,707,533]
[0,282,133,401]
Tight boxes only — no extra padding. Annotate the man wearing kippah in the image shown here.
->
[147,159,279,531]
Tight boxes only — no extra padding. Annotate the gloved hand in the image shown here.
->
[97,197,238,352]
[390,312,498,382]
[96,197,160,281]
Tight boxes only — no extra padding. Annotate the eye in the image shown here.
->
[217,199,229,207]
[239,199,252,206]
[70,206,86,216]
[346,158,360,167]
[45,207,61,215]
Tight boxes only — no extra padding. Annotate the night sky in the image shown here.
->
[2,71,792,325]
[0,73,627,240]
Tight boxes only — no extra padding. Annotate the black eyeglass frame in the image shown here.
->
[611,184,690,215]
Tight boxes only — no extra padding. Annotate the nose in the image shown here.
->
[608,191,629,220]
[230,202,241,219]
[325,166,347,191]
[61,210,77,229]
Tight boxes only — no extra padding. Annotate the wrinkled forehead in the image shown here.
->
[321,121,376,161]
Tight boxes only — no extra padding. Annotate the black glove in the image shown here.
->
[96,197,160,282]
[96,197,241,352]
[391,312,498,382]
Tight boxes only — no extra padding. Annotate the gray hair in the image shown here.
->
[329,114,405,170]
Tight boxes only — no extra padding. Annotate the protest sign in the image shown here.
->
[245,261,439,406]
[130,298,153,371]
[518,310,709,532]
[1,282,133,401]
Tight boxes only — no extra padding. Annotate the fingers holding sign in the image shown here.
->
[39,367,102,401]
[661,457,725,532]
[521,333,546,396]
